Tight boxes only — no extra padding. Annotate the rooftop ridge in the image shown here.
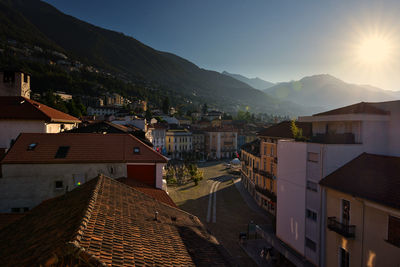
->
[71,175,103,244]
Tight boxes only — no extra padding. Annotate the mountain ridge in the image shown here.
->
[222,71,274,90]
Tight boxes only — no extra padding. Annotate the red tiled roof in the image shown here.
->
[320,153,400,210]
[258,121,312,139]
[1,133,168,164]
[0,175,229,266]
[117,177,177,208]
[0,96,80,123]
[313,102,390,116]
[0,213,25,230]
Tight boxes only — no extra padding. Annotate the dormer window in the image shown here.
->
[133,147,140,154]
[55,146,70,158]
[27,143,38,151]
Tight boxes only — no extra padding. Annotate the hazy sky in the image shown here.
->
[45,0,400,91]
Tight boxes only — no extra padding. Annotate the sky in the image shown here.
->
[45,0,400,91]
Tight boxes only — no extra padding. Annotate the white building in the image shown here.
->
[146,124,167,153]
[0,96,80,150]
[276,101,400,266]
[87,106,118,116]
[0,133,168,212]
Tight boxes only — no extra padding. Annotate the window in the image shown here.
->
[133,147,140,154]
[264,145,267,155]
[271,146,274,156]
[55,146,70,158]
[342,199,350,225]
[305,237,316,251]
[306,209,317,221]
[23,73,28,83]
[307,152,319,162]
[23,207,29,212]
[27,143,38,151]
[388,215,400,247]
[55,180,64,189]
[11,208,20,213]
[306,181,318,192]
[339,247,349,267]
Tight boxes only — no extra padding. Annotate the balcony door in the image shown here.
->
[342,199,350,225]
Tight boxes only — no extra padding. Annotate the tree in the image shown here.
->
[162,96,170,114]
[145,108,152,121]
[291,119,306,141]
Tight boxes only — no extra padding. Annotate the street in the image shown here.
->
[168,161,273,266]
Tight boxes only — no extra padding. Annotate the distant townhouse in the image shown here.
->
[320,153,400,266]
[0,70,30,98]
[176,116,192,126]
[0,133,168,212]
[0,96,80,150]
[146,124,167,154]
[192,130,206,160]
[160,115,179,125]
[205,110,223,121]
[276,101,400,266]
[165,128,193,160]
[87,106,118,116]
[205,127,237,159]
[0,175,231,266]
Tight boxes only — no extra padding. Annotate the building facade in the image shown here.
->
[320,153,400,267]
[165,129,193,159]
[276,101,400,266]
[0,133,168,212]
[146,124,166,154]
[205,127,237,159]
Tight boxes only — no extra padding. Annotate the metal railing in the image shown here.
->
[327,217,355,238]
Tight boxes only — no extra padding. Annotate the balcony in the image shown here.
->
[327,217,355,238]
[255,185,277,202]
[311,133,356,144]
[253,167,259,174]
[259,170,273,179]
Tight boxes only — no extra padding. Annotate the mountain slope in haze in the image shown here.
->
[222,71,274,90]
[264,74,399,110]
[0,0,309,115]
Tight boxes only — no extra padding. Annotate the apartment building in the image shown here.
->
[241,139,278,216]
[276,101,400,266]
[192,130,206,160]
[165,128,193,159]
[256,121,312,218]
[205,127,237,159]
[320,153,400,267]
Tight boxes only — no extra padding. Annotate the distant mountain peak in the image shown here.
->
[222,71,274,90]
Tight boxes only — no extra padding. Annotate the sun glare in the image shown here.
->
[356,35,393,65]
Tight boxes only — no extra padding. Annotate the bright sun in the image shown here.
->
[355,35,393,66]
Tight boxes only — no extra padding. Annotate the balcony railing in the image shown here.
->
[255,185,277,202]
[311,133,356,144]
[253,167,259,174]
[327,217,355,238]
[259,170,274,179]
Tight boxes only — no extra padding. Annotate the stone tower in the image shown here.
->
[0,70,31,99]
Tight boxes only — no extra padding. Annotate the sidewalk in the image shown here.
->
[235,178,315,267]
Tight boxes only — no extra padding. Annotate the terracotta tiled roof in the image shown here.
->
[0,213,25,230]
[1,133,168,164]
[117,177,177,208]
[258,121,312,139]
[313,102,390,116]
[0,175,229,266]
[0,96,80,123]
[320,153,400,210]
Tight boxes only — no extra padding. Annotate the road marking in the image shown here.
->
[206,181,218,223]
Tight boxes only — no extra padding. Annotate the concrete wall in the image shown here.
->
[276,140,307,256]
[0,120,46,149]
[325,188,400,267]
[0,72,30,98]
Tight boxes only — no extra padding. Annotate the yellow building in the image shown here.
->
[257,121,312,216]
[240,139,277,216]
[165,128,192,160]
[320,153,400,267]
